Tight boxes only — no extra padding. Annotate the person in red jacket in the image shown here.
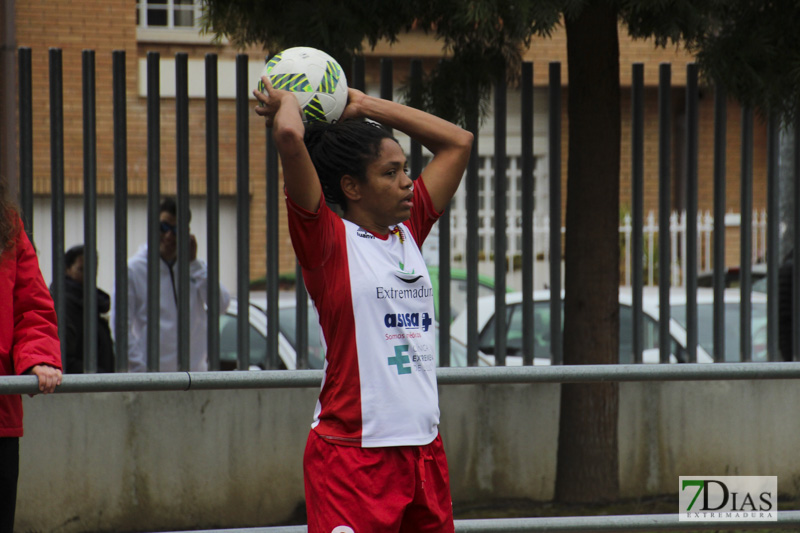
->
[0,176,62,531]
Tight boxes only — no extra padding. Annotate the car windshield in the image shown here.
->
[479,301,563,359]
[671,302,768,362]
[219,310,271,370]
[441,326,469,367]
[278,304,326,369]
[752,277,767,294]
[448,279,496,321]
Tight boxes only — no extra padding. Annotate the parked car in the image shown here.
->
[219,297,325,370]
[221,295,470,370]
[450,287,769,365]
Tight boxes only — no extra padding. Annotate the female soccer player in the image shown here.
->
[254,73,472,533]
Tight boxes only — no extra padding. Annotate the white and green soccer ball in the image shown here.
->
[258,46,348,124]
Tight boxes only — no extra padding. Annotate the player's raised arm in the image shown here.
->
[254,75,322,213]
[341,91,474,213]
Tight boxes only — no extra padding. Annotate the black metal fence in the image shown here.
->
[13,47,800,373]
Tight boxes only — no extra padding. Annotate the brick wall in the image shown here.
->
[14,0,296,280]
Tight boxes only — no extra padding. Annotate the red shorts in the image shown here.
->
[303,430,455,533]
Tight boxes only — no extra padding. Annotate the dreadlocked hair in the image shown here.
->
[304,119,396,210]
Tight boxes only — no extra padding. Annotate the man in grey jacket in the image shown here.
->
[113,197,231,372]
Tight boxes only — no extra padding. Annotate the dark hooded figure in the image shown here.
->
[51,245,115,373]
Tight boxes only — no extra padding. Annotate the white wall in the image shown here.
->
[31,196,239,297]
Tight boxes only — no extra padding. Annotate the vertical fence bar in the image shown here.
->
[740,107,753,361]
[658,63,672,364]
[175,53,191,372]
[631,63,644,364]
[438,195,452,367]
[404,63,449,367]
[146,51,161,372]
[352,56,365,92]
[548,62,562,365]
[205,53,221,371]
[379,58,393,101]
[112,50,128,372]
[793,116,800,361]
[263,55,280,370]
[465,86,480,367]
[82,49,99,373]
[409,60,424,179]
[265,134,279,370]
[380,58,393,135]
[18,48,33,238]
[520,62,534,366]
[685,64,699,363]
[494,79,508,366]
[295,261,309,369]
[766,112,780,361]
[712,83,727,363]
[49,48,66,362]
[236,54,251,370]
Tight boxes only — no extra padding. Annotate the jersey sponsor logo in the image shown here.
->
[388,344,412,374]
[394,262,422,283]
[394,261,422,283]
[331,527,355,533]
[395,274,423,283]
[384,312,432,332]
[356,228,376,239]
[376,286,433,300]
[389,343,435,374]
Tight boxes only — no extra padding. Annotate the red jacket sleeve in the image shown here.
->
[10,223,62,374]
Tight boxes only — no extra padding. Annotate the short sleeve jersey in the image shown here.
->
[287,179,441,448]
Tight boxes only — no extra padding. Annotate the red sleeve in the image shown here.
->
[285,191,341,271]
[405,177,442,248]
[12,224,62,374]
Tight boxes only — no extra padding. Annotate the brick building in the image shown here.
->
[0,0,768,294]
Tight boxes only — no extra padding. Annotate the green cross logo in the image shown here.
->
[388,345,412,375]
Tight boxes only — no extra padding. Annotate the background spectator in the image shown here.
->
[50,245,115,373]
[113,197,230,372]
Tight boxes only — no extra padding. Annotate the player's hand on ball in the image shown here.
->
[340,87,367,121]
[253,75,300,128]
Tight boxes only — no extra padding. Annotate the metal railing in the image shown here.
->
[5,364,800,531]
[5,362,800,395]
[156,511,800,532]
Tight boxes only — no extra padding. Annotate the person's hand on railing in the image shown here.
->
[29,364,62,394]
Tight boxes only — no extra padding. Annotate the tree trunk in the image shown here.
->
[555,3,621,503]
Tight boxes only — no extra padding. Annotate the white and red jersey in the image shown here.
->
[287,179,441,448]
